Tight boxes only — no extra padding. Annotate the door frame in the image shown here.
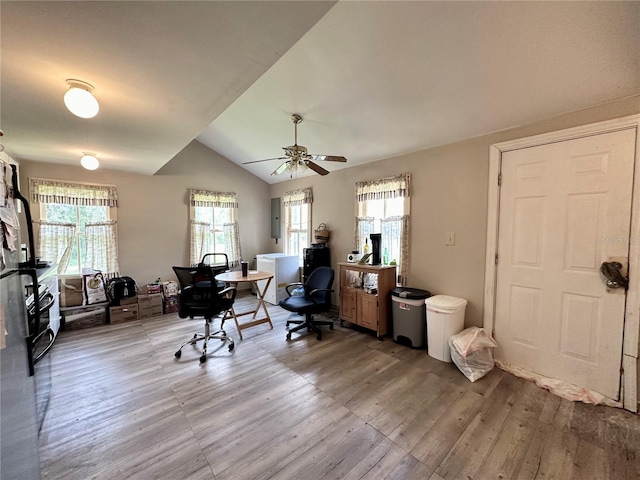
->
[484,114,640,412]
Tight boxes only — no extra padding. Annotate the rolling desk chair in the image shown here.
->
[279,266,335,341]
[172,263,236,363]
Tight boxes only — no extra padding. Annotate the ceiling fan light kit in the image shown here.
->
[243,113,347,177]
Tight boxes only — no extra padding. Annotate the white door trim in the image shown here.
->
[484,114,640,412]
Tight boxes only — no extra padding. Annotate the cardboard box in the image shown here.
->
[138,304,163,319]
[109,304,139,324]
[162,281,178,297]
[163,295,179,314]
[64,308,107,330]
[138,293,163,319]
[138,292,162,306]
[146,284,162,294]
[59,276,84,307]
[116,295,138,306]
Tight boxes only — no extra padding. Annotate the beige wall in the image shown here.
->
[18,140,271,287]
[13,95,640,407]
[268,95,640,328]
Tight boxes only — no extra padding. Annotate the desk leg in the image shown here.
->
[227,305,243,340]
[222,277,274,339]
[253,278,273,329]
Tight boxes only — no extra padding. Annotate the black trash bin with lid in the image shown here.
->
[391,287,431,348]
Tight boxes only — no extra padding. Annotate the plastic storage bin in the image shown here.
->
[425,295,467,362]
[391,287,431,348]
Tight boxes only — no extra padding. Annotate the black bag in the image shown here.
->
[107,276,137,305]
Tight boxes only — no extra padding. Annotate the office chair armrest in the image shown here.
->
[284,282,304,296]
[219,285,237,301]
[308,288,334,303]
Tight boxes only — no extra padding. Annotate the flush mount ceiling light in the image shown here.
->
[64,79,99,118]
[80,153,99,170]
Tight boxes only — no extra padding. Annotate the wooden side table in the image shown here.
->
[215,270,274,339]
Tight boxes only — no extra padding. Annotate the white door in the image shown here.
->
[494,128,635,400]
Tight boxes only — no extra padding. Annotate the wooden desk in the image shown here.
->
[215,270,274,339]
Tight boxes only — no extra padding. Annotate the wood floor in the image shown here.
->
[40,294,640,480]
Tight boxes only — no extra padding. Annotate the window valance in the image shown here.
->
[282,188,313,207]
[355,173,411,202]
[189,189,238,208]
[29,178,118,207]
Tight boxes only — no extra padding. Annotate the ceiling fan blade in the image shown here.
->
[271,162,289,176]
[309,154,347,163]
[305,161,330,176]
[243,156,288,165]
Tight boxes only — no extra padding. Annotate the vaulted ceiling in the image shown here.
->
[2,1,639,184]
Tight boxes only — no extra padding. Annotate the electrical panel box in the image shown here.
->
[271,198,281,239]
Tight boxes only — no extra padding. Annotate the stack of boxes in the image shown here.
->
[59,275,109,330]
[138,285,163,319]
[108,284,164,323]
[60,276,174,329]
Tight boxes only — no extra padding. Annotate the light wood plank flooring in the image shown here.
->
[40,294,640,479]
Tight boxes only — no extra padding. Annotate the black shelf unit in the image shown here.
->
[303,247,331,283]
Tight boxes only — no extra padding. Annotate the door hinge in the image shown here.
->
[498,173,502,186]
[495,253,498,265]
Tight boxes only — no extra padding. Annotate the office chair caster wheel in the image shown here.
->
[175,350,182,359]
[330,324,334,330]
[199,355,207,363]
[286,333,292,341]
[228,343,235,352]
[317,334,322,340]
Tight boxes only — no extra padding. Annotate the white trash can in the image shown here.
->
[425,295,467,362]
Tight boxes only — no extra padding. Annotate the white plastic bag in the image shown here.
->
[449,327,497,382]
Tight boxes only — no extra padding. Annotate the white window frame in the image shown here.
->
[354,174,411,284]
[39,203,114,274]
[189,190,241,266]
[282,188,313,265]
[29,178,119,276]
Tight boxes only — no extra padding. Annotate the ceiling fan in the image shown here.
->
[243,114,347,177]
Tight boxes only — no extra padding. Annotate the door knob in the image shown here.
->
[600,261,628,290]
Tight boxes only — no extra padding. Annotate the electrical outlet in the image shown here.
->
[446,232,456,246]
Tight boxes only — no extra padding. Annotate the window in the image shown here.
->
[357,197,405,232]
[189,190,241,266]
[355,173,411,285]
[29,178,119,276]
[282,188,313,264]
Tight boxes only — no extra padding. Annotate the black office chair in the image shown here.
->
[279,266,335,341]
[172,264,236,363]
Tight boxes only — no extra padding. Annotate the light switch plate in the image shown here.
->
[446,232,456,246]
